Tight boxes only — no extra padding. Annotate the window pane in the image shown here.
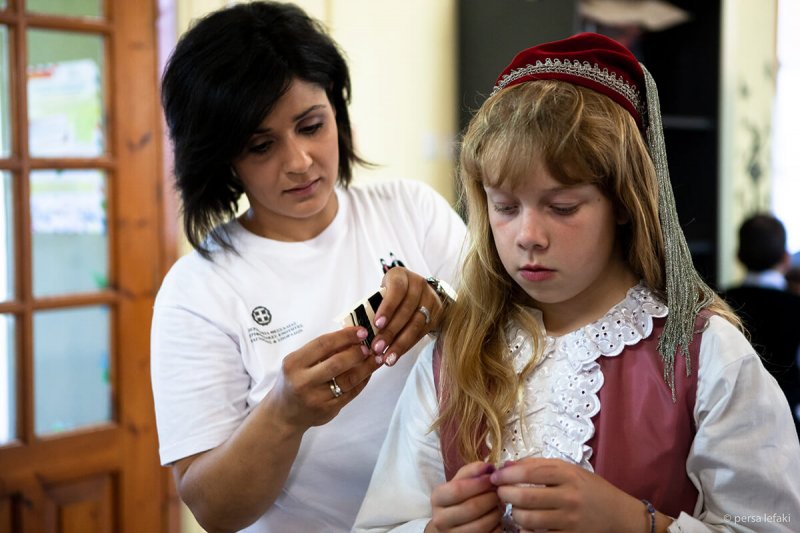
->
[34,306,110,435]
[0,314,15,445]
[27,0,102,19]
[0,171,12,301]
[31,169,107,297]
[0,26,10,157]
[27,29,105,158]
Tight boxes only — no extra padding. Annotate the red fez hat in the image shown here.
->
[492,32,646,130]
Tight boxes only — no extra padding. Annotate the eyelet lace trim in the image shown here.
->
[496,283,667,470]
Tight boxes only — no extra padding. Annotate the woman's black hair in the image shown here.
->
[161,1,365,256]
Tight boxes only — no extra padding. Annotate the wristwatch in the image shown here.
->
[425,276,457,305]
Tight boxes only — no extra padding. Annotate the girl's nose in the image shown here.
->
[516,210,548,251]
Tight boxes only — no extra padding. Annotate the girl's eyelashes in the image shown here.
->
[551,204,579,215]
[492,203,518,214]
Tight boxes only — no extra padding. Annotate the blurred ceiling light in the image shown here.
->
[579,0,691,31]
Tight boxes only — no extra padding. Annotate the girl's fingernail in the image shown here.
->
[476,463,495,476]
[374,355,384,365]
[385,353,397,366]
[361,345,370,356]
[375,316,387,329]
[373,339,386,354]
[356,328,368,340]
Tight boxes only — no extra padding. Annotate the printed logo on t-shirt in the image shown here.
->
[248,322,303,344]
[380,252,406,273]
[251,306,272,326]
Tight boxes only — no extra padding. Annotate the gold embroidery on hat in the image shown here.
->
[492,58,644,119]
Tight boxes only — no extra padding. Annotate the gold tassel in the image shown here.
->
[641,65,716,400]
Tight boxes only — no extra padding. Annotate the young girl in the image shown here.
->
[354,33,800,532]
[150,2,465,532]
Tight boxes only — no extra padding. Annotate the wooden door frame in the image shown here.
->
[114,0,173,531]
[0,0,176,531]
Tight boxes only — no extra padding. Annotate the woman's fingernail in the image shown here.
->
[374,355,384,365]
[373,339,386,354]
[356,328,368,340]
[375,316,386,329]
[361,345,370,356]
[385,353,397,366]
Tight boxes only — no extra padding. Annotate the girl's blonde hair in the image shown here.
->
[436,80,739,465]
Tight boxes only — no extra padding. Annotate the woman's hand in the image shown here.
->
[490,458,655,533]
[370,267,446,366]
[427,462,502,533]
[265,326,379,431]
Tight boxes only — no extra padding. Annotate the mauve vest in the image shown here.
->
[434,314,708,518]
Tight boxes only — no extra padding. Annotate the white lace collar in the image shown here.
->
[496,282,668,469]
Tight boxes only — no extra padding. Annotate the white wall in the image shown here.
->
[328,1,458,201]
[772,0,800,255]
[718,0,778,286]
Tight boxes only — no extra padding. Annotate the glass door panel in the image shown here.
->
[34,305,110,435]
[27,29,105,158]
[27,0,103,19]
[30,169,107,296]
[0,25,10,157]
[0,314,15,446]
[0,171,12,301]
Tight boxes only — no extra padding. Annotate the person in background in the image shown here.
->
[787,265,800,296]
[722,213,800,437]
[788,250,800,296]
[355,33,800,533]
[150,2,466,532]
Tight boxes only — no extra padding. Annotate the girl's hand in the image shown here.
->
[427,461,502,533]
[490,458,652,533]
[370,267,445,366]
[265,326,379,431]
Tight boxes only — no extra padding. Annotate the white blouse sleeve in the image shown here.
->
[353,343,445,533]
[669,316,800,532]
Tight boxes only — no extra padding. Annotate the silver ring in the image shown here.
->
[417,305,431,325]
[501,502,519,532]
[329,377,343,398]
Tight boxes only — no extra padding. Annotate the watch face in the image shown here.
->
[428,277,457,302]
[439,280,457,302]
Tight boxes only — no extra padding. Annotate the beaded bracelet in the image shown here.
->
[641,499,656,533]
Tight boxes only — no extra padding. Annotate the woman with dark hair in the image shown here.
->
[150,2,466,531]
